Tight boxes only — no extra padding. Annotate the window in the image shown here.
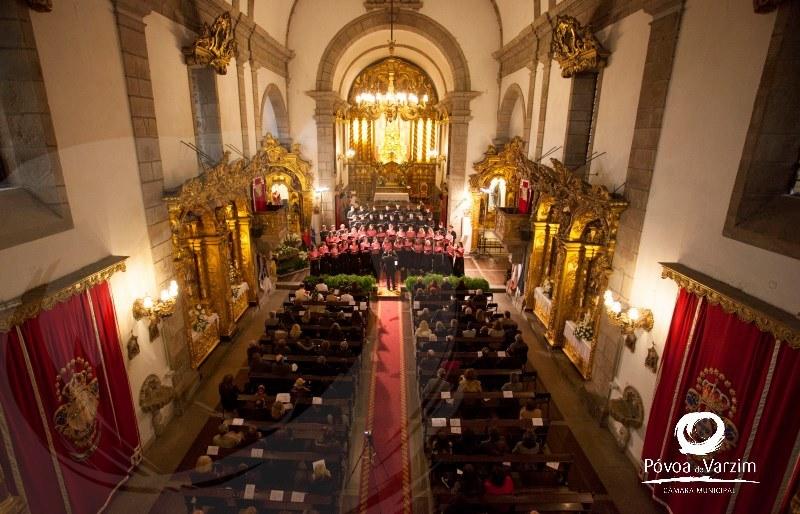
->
[724,1,800,259]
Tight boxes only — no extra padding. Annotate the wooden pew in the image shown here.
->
[181,486,334,512]
[247,372,356,398]
[430,452,575,486]
[435,491,593,513]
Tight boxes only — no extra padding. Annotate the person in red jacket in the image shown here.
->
[483,465,514,495]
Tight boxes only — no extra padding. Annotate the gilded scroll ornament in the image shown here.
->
[660,263,800,348]
[0,256,127,332]
[184,12,238,75]
[551,15,609,78]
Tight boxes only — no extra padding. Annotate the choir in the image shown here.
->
[309,203,465,278]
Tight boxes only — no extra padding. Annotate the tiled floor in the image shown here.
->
[107,279,662,514]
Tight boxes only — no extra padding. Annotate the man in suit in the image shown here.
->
[382,247,398,290]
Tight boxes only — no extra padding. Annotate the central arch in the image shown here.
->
[316,9,471,93]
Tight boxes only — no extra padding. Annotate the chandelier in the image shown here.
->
[352,0,429,120]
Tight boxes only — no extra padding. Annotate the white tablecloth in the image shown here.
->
[533,287,552,322]
[373,191,410,202]
[563,320,592,364]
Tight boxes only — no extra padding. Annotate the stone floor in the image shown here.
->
[107,263,663,514]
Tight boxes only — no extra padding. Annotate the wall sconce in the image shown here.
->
[345,148,356,159]
[133,280,179,322]
[603,289,654,351]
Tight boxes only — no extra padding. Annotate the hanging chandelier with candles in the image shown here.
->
[350,0,432,121]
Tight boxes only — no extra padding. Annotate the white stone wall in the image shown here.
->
[0,0,173,445]
[589,10,650,192]
[614,0,800,459]
[144,12,198,190]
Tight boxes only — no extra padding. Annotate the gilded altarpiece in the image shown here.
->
[166,138,313,368]
[523,159,627,379]
[339,57,446,204]
[469,138,526,252]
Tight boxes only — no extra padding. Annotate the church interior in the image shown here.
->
[1,0,799,513]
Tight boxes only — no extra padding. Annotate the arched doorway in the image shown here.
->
[260,84,290,145]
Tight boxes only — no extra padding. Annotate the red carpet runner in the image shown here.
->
[359,301,412,514]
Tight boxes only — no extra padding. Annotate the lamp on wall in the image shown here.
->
[603,289,653,351]
[133,280,179,322]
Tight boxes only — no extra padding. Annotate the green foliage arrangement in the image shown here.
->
[275,234,308,275]
[404,274,490,294]
[303,274,377,292]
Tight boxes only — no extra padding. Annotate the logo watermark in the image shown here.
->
[642,412,758,486]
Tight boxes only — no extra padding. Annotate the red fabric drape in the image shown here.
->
[0,282,139,514]
[732,343,800,513]
[642,288,795,513]
[641,289,703,469]
[252,177,268,212]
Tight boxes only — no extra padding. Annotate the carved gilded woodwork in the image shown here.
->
[183,12,238,75]
[469,137,527,251]
[753,0,789,13]
[0,256,127,332]
[347,57,439,121]
[518,156,627,378]
[551,15,609,78]
[166,135,313,366]
[661,263,800,348]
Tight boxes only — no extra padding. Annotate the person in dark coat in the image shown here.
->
[218,374,240,415]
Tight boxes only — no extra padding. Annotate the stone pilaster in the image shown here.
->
[308,90,343,225]
[235,60,250,156]
[534,60,551,160]
[250,59,261,144]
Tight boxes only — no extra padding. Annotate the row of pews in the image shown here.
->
[412,289,595,513]
[179,289,371,513]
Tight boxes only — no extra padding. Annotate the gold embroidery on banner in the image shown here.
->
[53,357,101,461]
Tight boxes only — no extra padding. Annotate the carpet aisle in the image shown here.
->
[358,301,412,514]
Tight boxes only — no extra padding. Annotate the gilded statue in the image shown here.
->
[53,357,101,461]
[551,15,608,78]
[184,12,238,75]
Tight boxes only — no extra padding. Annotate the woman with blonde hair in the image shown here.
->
[415,320,432,339]
[289,323,303,339]
[488,320,505,338]
[458,368,483,393]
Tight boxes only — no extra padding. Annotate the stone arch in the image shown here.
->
[315,9,471,92]
[496,83,526,143]
[260,84,290,146]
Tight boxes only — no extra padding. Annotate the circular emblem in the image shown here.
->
[53,357,101,461]
[684,367,738,460]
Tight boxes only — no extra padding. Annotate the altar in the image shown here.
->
[373,190,410,203]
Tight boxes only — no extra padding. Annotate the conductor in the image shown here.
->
[382,248,399,291]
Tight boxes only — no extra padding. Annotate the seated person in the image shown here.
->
[212,421,245,448]
[253,384,269,408]
[315,282,329,293]
[295,286,310,302]
[479,429,510,455]
[457,368,482,393]
[501,310,518,330]
[422,368,451,397]
[488,320,505,338]
[473,347,495,369]
[415,320,433,339]
[291,377,311,400]
[433,321,448,338]
[340,288,355,304]
[512,429,540,454]
[265,311,280,330]
[447,318,459,336]
[289,323,303,339]
[295,337,316,353]
[461,323,477,338]
[310,460,334,494]
[507,334,529,364]
[501,372,524,393]
[430,430,453,455]
[519,399,543,420]
[271,400,288,421]
[483,465,514,495]
[189,455,220,488]
[417,308,432,323]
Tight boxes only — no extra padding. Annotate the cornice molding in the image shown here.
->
[661,262,800,348]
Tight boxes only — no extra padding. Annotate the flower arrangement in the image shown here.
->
[574,313,594,342]
[541,277,553,297]
[231,282,248,301]
[189,304,215,333]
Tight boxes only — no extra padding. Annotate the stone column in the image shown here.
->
[235,59,251,156]
[250,60,262,143]
[308,90,343,226]
[442,91,479,222]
